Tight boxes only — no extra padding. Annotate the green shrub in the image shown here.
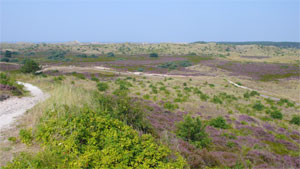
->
[211,95,223,104]
[290,116,300,126]
[200,93,209,101]
[4,106,186,168]
[19,128,33,146]
[0,57,9,62]
[149,52,158,58]
[91,76,99,82]
[137,68,144,72]
[20,59,41,73]
[97,82,109,92]
[277,98,294,107]
[252,101,265,111]
[209,116,230,129]
[71,72,85,79]
[176,115,211,148]
[163,101,179,110]
[107,52,115,57]
[270,110,283,119]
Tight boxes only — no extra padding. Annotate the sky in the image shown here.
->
[0,0,299,43]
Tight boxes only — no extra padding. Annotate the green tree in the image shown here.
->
[149,53,158,58]
[107,52,115,57]
[5,50,12,58]
[20,59,41,73]
[176,115,210,148]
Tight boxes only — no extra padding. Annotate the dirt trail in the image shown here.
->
[0,82,49,131]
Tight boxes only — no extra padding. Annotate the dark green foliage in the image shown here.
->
[75,54,87,58]
[211,95,223,104]
[218,92,237,103]
[20,59,41,73]
[290,116,300,126]
[270,110,283,119]
[0,57,9,62]
[252,101,265,111]
[47,50,67,61]
[5,50,12,58]
[244,91,260,99]
[218,41,300,49]
[76,54,98,58]
[158,60,192,70]
[107,52,115,57]
[53,76,65,82]
[277,98,294,107]
[176,115,211,148]
[163,101,179,110]
[71,72,85,79]
[97,82,109,91]
[137,67,144,72]
[91,76,99,82]
[208,84,215,88]
[149,52,158,58]
[209,116,230,129]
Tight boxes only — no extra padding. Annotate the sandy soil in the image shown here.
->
[0,82,49,132]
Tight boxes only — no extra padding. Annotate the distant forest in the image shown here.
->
[193,41,300,49]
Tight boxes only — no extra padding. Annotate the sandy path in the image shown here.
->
[0,82,49,131]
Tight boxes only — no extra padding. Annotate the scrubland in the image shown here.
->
[0,42,299,168]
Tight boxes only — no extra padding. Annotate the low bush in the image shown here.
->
[107,52,115,57]
[270,110,283,119]
[176,115,211,149]
[71,72,86,79]
[209,116,230,129]
[211,95,223,104]
[289,116,300,126]
[97,82,109,91]
[19,128,33,146]
[4,106,186,168]
[149,52,158,58]
[163,101,179,110]
[277,98,294,107]
[252,101,265,111]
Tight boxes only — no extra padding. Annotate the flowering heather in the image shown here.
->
[236,136,261,147]
[262,122,276,131]
[210,152,238,167]
[239,114,258,124]
[276,139,299,151]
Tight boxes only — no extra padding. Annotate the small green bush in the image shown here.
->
[270,110,283,119]
[163,101,179,110]
[97,82,109,92]
[107,52,115,57]
[209,116,230,129]
[211,95,223,104]
[149,52,158,58]
[176,115,211,148]
[290,116,300,126]
[19,128,33,146]
[252,101,265,111]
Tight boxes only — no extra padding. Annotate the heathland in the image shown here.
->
[0,42,299,168]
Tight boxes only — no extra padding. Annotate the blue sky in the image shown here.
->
[1,0,299,42]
